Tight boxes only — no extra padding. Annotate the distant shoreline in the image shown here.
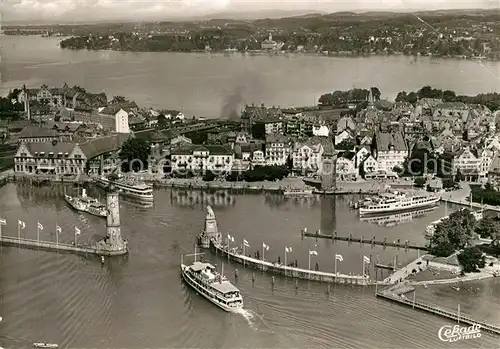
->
[54,45,497,62]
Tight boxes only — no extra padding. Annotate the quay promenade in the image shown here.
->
[0,235,103,255]
[209,240,376,286]
[376,288,500,335]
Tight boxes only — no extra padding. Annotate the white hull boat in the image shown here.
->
[64,189,107,218]
[180,248,243,312]
[96,176,154,202]
[359,191,440,215]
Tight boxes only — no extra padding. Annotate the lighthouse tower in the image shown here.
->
[94,183,128,255]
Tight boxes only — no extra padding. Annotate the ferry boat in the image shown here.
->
[64,189,107,218]
[283,186,314,197]
[96,175,154,202]
[359,191,440,215]
[180,249,243,312]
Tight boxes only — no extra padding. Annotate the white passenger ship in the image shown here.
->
[180,249,243,312]
[64,189,107,218]
[359,191,440,215]
[96,176,154,202]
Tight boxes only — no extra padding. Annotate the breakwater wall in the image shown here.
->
[209,240,377,286]
[0,235,128,256]
[376,290,500,335]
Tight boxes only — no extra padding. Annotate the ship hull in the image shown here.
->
[359,197,440,215]
[180,265,243,313]
[64,195,106,218]
[96,179,154,202]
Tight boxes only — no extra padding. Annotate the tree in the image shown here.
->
[429,209,476,257]
[318,93,334,106]
[457,246,486,273]
[370,87,381,100]
[395,91,408,102]
[414,177,426,187]
[119,137,151,172]
[475,216,500,239]
[157,114,169,129]
[336,138,356,151]
[251,122,266,140]
[455,168,464,182]
[111,96,127,104]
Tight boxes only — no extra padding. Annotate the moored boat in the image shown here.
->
[180,248,243,312]
[33,343,58,348]
[359,191,440,215]
[64,189,107,218]
[283,186,314,197]
[96,175,154,202]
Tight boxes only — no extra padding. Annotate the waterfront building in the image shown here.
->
[370,131,408,173]
[264,119,284,135]
[17,84,65,107]
[265,134,291,166]
[13,134,129,177]
[170,144,234,173]
[452,146,480,181]
[336,152,357,181]
[292,139,324,173]
[261,33,277,50]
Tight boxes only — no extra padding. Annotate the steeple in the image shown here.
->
[368,88,374,106]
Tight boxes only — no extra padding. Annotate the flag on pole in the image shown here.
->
[0,218,6,225]
[56,225,62,233]
[335,254,343,261]
[262,242,269,251]
[75,227,81,235]
[243,239,250,247]
[18,220,25,229]
[309,250,318,256]
[227,234,234,242]
[285,247,292,253]
[37,222,43,230]
[363,255,370,264]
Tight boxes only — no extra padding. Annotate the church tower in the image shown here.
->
[94,183,128,255]
[367,88,374,107]
[22,85,31,120]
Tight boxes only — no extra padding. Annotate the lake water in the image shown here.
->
[0,182,498,348]
[1,36,499,118]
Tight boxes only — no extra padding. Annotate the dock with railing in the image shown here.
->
[376,289,500,335]
[0,235,99,255]
[210,240,372,285]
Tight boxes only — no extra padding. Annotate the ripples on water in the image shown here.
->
[0,183,499,348]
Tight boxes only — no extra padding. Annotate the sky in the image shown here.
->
[0,0,498,23]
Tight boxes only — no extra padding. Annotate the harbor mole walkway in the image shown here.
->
[209,239,374,285]
[376,289,500,335]
[0,235,126,256]
[382,255,429,284]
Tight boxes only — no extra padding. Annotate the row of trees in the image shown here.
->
[318,87,381,107]
[428,209,487,273]
[395,85,500,111]
[470,183,500,206]
[175,165,290,182]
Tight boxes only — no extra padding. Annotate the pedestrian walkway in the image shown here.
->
[383,255,429,284]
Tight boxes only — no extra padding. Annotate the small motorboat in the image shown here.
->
[33,343,58,348]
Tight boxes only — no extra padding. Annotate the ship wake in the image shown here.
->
[234,308,258,330]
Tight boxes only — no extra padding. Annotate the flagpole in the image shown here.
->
[362,257,365,278]
[335,257,337,281]
[227,236,230,262]
[262,244,265,261]
[37,224,40,244]
[56,225,59,249]
[18,221,20,242]
[284,247,287,269]
[308,252,311,271]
